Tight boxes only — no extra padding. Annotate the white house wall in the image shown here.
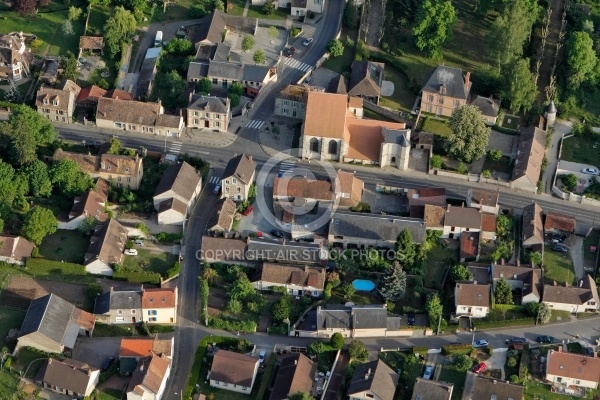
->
[85,259,113,276]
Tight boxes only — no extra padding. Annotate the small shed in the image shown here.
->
[79,36,104,55]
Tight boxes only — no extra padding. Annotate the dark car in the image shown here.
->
[285,47,296,57]
[511,337,527,344]
[552,245,568,253]
[585,347,595,356]
[536,335,555,343]
[270,230,284,238]
[101,356,115,371]
[407,313,416,326]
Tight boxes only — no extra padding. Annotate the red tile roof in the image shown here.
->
[547,350,600,383]
[142,287,177,309]
[544,212,575,234]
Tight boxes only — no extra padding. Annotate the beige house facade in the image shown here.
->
[420,65,471,117]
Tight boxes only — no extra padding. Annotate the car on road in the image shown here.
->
[242,206,254,216]
[473,340,489,348]
[536,335,555,343]
[304,77,313,85]
[473,362,487,374]
[423,365,433,380]
[302,37,313,46]
[581,168,598,175]
[285,47,295,57]
[552,244,568,253]
[407,313,415,326]
[101,356,114,371]
[124,249,138,256]
[511,337,527,344]
[270,230,284,238]
[213,184,221,195]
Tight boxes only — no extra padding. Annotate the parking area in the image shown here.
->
[308,67,339,89]
[362,186,407,214]
[72,336,123,369]
[555,160,599,194]
[225,25,286,66]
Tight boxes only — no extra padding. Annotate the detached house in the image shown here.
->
[208,198,237,233]
[119,336,173,375]
[466,189,500,215]
[347,360,399,400]
[412,378,453,400]
[454,283,490,318]
[471,376,524,400]
[546,348,600,390]
[542,274,599,313]
[126,354,172,400]
[270,353,316,400]
[36,80,81,124]
[94,287,143,324]
[252,263,326,297]
[442,205,482,239]
[348,61,385,105]
[83,219,128,276]
[522,202,544,250]
[0,234,35,265]
[153,161,202,225]
[420,65,471,117]
[187,94,231,131]
[58,178,109,230]
[96,97,184,137]
[307,304,393,338]
[469,95,500,126]
[491,260,543,305]
[221,154,256,201]
[511,126,546,193]
[142,287,178,324]
[290,0,325,16]
[210,350,260,394]
[36,358,99,398]
[0,33,30,82]
[17,294,95,354]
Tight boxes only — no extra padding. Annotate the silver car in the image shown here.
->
[302,37,313,46]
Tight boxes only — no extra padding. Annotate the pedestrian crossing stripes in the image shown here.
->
[284,58,311,72]
[208,176,221,185]
[169,141,183,155]
[245,120,265,130]
[277,161,295,177]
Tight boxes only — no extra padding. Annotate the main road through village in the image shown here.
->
[54,2,600,396]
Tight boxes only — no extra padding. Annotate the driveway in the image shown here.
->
[72,336,123,369]
[461,371,477,400]
[565,234,585,280]
[483,348,508,380]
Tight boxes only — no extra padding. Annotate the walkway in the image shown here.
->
[242,0,250,16]
[542,120,572,194]
[536,0,566,101]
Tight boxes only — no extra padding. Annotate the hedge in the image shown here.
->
[208,316,257,332]
[472,317,534,330]
[492,125,519,135]
[113,270,161,284]
[155,232,182,243]
[256,353,277,400]
[25,258,86,275]
[518,348,530,382]
[441,343,474,355]
[412,346,429,355]
[199,278,208,324]
[166,262,180,279]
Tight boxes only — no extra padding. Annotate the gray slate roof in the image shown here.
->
[221,154,255,184]
[246,238,325,264]
[242,65,271,82]
[94,289,142,314]
[348,360,398,400]
[316,305,388,330]
[187,62,209,80]
[382,127,410,147]
[329,212,426,244]
[154,161,201,201]
[192,12,227,45]
[470,95,500,117]
[349,61,384,97]
[328,75,348,94]
[36,358,98,395]
[208,60,243,80]
[188,95,229,114]
[212,43,231,62]
[422,65,470,100]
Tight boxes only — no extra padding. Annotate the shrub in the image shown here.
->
[430,154,443,169]
[441,343,474,355]
[166,262,180,278]
[290,27,301,37]
[509,374,519,383]
[457,162,468,174]
[208,315,256,332]
[155,232,182,243]
[199,278,209,324]
[482,169,492,178]
[30,247,39,257]
[454,354,473,371]
[421,115,430,131]
[506,356,518,368]
[488,149,502,161]
[330,333,345,349]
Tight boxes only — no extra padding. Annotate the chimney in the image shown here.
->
[557,347,562,352]
[248,155,253,162]
[48,359,52,365]
[465,72,471,89]
[516,259,520,267]
[140,363,144,371]
[110,286,114,292]
[189,91,193,103]
[500,258,505,265]
[493,380,497,384]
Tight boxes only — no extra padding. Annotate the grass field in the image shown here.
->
[123,248,178,277]
[226,0,246,15]
[424,119,452,136]
[561,135,600,170]
[0,309,26,348]
[363,108,396,122]
[93,323,135,337]
[38,230,90,264]
[500,114,520,130]
[96,389,123,400]
[438,366,466,400]
[483,155,513,175]
[151,0,194,22]
[246,5,288,19]
[379,66,416,112]
[86,5,110,36]
[14,347,49,377]
[525,381,580,400]
[0,370,19,396]
[543,245,576,285]
[322,29,357,75]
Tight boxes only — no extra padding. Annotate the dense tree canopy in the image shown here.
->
[449,264,474,283]
[445,105,490,163]
[330,333,345,349]
[503,58,537,113]
[494,277,513,304]
[395,228,416,267]
[104,7,137,57]
[349,340,368,363]
[271,296,291,322]
[565,31,598,89]
[327,39,344,57]
[196,78,212,95]
[412,0,457,59]
[253,49,266,64]
[151,70,187,110]
[50,159,94,198]
[227,273,255,301]
[23,160,53,198]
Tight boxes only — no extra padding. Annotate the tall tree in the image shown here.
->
[343,0,357,28]
[494,277,513,304]
[379,261,407,302]
[327,39,344,57]
[61,52,79,81]
[242,35,255,51]
[445,105,490,163]
[426,293,443,331]
[196,78,212,95]
[412,0,457,59]
[10,130,36,166]
[503,58,537,113]
[68,6,83,20]
[151,70,187,109]
[21,206,58,245]
[8,105,57,145]
[253,49,266,64]
[348,340,368,363]
[23,160,53,197]
[395,228,416,267]
[104,6,137,57]
[268,26,279,40]
[566,31,598,89]
[0,161,19,207]
[449,264,474,283]
[227,274,255,301]
[330,332,345,349]
[271,296,292,321]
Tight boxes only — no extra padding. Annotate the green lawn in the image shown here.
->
[424,119,452,136]
[123,248,178,277]
[486,305,529,322]
[96,388,123,400]
[0,370,20,396]
[151,0,194,22]
[379,66,416,113]
[0,309,26,349]
[38,230,90,264]
[583,229,600,270]
[226,0,246,15]
[364,108,397,122]
[483,155,514,176]
[86,5,110,36]
[525,381,580,400]
[437,366,466,400]
[93,323,135,337]
[424,244,456,289]
[543,245,577,285]
[246,5,288,19]
[500,114,520,130]
[561,135,600,170]
[14,347,49,377]
[322,29,357,75]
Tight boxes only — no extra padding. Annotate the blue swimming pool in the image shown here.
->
[352,279,376,291]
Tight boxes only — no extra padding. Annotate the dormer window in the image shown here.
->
[43,99,48,105]
[107,165,111,170]
[53,100,58,106]
[440,85,446,95]
[125,167,130,173]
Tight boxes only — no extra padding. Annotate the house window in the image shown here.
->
[130,125,136,130]
[427,105,432,113]
[575,380,580,384]
[212,78,218,84]
[115,317,124,322]
[43,99,48,105]
[438,97,444,104]
[292,110,297,117]
[53,100,58,106]
[118,310,123,315]
[283,100,288,106]
[149,317,157,322]
[194,111,198,116]
[127,177,131,182]
[194,119,198,124]
[455,100,460,107]
[366,395,374,399]
[476,308,482,311]
[147,310,158,315]
[237,187,241,193]
[206,113,211,119]
[427,94,433,102]
[107,165,112,170]
[222,80,228,89]
[310,138,319,153]
[225,187,229,193]
[283,108,288,114]
[223,383,228,387]
[148,127,153,133]
[328,140,337,155]
[215,121,220,127]
[131,309,136,313]
[232,178,237,184]
[225,180,230,185]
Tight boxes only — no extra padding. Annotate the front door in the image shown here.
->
[205,120,210,128]
[132,317,136,323]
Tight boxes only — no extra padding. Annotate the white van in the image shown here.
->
[154,31,163,47]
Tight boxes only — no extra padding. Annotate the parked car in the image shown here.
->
[304,77,313,85]
[511,337,527,344]
[285,47,296,57]
[407,313,416,326]
[473,340,489,348]
[585,347,595,356]
[259,351,266,364]
[134,240,144,246]
[423,365,433,380]
[536,335,555,343]
[552,244,568,253]
[101,357,114,371]
[124,249,138,256]
[242,206,254,216]
[581,168,598,175]
[302,37,313,46]
[473,362,487,374]
[213,184,221,195]
[270,230,284,238]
